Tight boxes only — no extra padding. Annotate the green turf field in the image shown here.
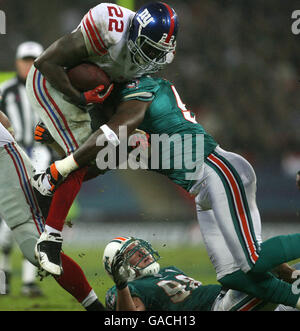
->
[0,244,217,311]
[0,72,15,84]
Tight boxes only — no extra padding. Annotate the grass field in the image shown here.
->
[0,244,217,311]
[0,72,15,83]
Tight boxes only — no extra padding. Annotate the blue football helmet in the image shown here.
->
[128,2,178,73]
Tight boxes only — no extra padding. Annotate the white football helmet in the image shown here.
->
[103,236,160,282]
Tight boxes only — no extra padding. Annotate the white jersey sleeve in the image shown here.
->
[80,3,133,57]
[0,122,14,147]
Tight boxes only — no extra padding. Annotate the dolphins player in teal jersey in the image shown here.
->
[33,75,300,309]
[103,236,298,311]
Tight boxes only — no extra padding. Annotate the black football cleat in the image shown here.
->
[35,231,63,276]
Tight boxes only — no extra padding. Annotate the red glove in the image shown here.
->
[79,84,114,106]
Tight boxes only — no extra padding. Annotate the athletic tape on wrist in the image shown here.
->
[55,154,79,177]
[100,124,120,147]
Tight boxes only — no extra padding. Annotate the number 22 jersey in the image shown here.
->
[79,2,146,82]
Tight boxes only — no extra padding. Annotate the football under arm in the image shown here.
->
[34,29,88,105]
[116,287,146,311]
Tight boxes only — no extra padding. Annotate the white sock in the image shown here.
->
[45,225,62,235]
[22,259,36,284]
[81,289,98,308]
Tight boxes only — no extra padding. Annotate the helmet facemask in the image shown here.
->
[120,238,161,279]
[103,237,161,283]
[128,22,176,73]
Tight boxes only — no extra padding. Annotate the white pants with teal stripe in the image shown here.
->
[26,65,92,156]
[0,142,45,266]
[192,146,262,279]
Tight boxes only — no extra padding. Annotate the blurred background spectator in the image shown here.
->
[0,0,299,233]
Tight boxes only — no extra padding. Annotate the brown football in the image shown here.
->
[67,62,111,92]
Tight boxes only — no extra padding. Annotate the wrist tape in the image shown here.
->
[55,154,79,177]
[100,124,120,147]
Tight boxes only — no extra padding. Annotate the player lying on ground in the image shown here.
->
[103,236,298,311]
[0,111,105,310]
[32,74,300,309]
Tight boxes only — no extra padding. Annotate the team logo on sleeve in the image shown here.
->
[126,80,140,89]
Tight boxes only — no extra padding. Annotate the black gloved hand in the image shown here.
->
[111,251,129,290]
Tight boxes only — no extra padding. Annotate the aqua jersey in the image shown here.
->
[105,266,221,311]
[114,77,218,191]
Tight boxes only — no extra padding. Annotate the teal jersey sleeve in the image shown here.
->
[118,76,161,102]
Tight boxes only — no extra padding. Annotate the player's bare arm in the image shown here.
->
[34,29,88,105]
[73,99,150,167]
[31,99,149,196]
[116,288,146,311]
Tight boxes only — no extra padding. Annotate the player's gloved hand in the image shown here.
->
[34,121,54,144]
[296,171,300,190]
[32,163,64,197]
[79,83,114,106]
[111,251,130,290]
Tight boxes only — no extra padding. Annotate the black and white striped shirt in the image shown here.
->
[0,76,52,172]
[0,76,38,149]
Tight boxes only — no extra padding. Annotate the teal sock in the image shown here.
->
[252,234,300,273]
[220,270,300,308]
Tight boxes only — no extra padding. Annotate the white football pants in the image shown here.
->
[192,146,262,279]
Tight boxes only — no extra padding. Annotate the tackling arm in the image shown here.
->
[32,99,149,195]
[73,99,149,167]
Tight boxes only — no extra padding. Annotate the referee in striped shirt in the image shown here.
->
[0,41,51,297]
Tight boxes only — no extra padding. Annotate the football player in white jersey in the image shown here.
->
[0,110,105,310]
[26,2,178,157]
[26,1,178,276]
